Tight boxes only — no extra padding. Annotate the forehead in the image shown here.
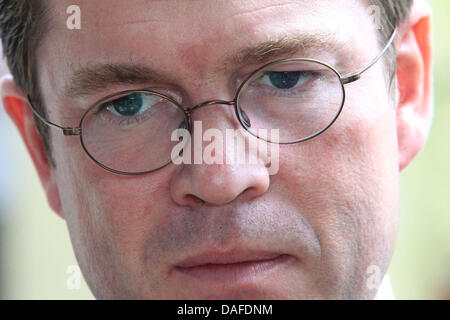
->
[43,0,374,57]
[39,0,377,109]
[51,0,364,27]
[47,0,370,42]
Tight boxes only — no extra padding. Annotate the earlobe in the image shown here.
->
[395,0,433,171]
[1,75,63,218]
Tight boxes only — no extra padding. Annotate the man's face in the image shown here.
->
[38,0,399,299]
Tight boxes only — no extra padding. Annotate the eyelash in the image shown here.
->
[251,71,320,97]
[95,100,152,126]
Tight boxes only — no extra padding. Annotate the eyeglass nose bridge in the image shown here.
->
[183,99,237,129]
[189,99,235,112]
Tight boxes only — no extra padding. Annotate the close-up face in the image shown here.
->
[0,0,434,299]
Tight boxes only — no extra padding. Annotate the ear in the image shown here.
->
[396,0,433,171]
[1,75,63,218]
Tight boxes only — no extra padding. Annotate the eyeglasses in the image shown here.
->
[29,29,397,175]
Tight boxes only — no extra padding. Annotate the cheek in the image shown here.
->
[277,90,398,203]
[53,136,176,261]
[71,155,175,244]
[273,84,399,297]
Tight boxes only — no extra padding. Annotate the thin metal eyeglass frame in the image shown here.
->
[28,28,397,175]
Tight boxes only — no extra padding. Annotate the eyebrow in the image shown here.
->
[66,63,175,97]
[65,31,341,98]
[225,31,340,68]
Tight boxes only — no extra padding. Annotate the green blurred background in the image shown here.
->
[0,0,449,299]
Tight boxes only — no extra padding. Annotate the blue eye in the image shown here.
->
[111,93,143,116]
[267,71,301,89]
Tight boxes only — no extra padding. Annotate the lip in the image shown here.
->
[174,250,294,283]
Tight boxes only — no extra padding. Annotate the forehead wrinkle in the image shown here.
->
[227,1,307,19]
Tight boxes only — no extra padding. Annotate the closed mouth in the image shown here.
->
[174,252,294,283]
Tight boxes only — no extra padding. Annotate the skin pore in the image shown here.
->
[1,0,432,299]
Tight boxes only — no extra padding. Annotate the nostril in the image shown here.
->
[184,194,205,206]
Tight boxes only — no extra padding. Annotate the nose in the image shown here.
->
[170,102,271,207]
[170,162,270,206]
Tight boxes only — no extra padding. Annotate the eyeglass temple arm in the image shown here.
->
[27,95,81,136]
[341,28,397,85]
